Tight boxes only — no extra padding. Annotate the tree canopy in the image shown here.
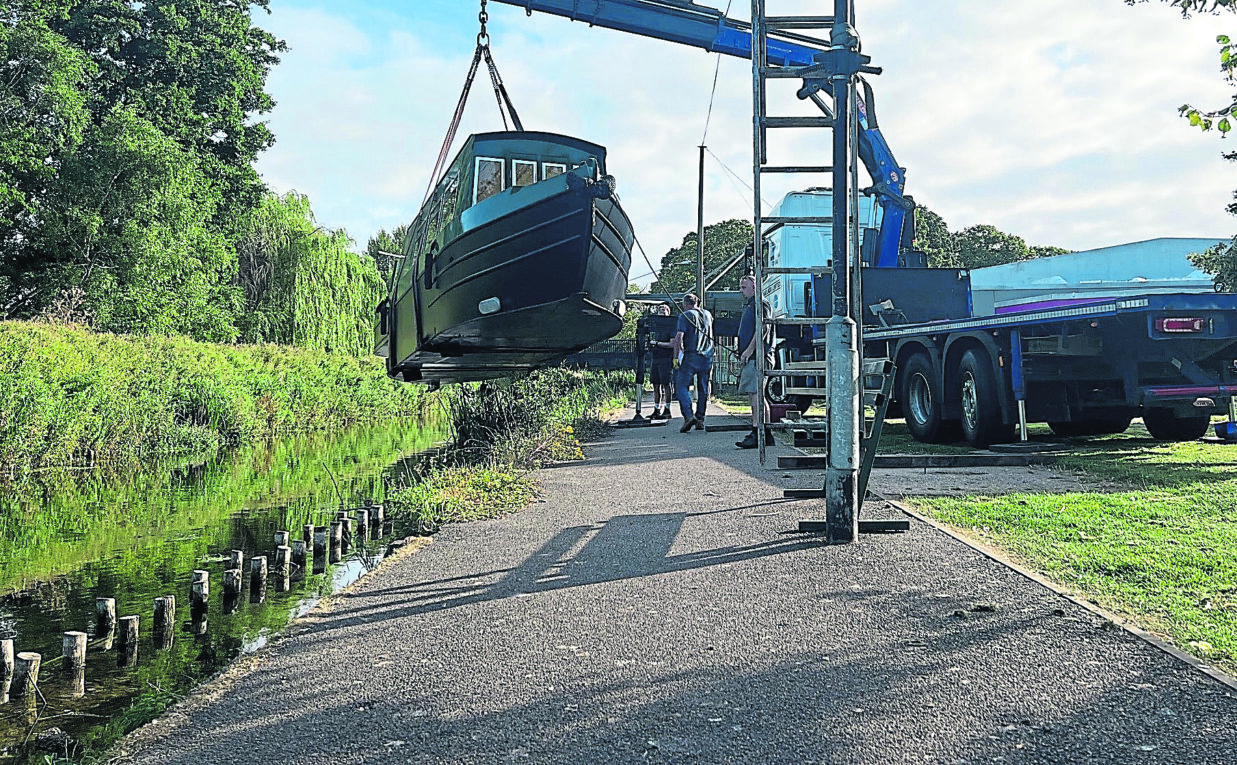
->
[650,218,754,295]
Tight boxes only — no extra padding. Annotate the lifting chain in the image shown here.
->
[477,0,490,48]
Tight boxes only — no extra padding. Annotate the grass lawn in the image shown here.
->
[899,422,1237,675]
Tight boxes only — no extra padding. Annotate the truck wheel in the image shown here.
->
[1141,408,1210,441]
[900,353,958,443]
[958,349,1013,448]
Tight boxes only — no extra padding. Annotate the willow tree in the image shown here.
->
[234,192,383,355]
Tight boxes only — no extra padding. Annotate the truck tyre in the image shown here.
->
[958,348,1013,448]
[901,353,958,443]
[1048,414,1133,438]
[1141,408,1210,441]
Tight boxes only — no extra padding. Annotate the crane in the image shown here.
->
[488,0,913,268]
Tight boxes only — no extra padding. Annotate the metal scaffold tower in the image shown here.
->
[750,0,881,542]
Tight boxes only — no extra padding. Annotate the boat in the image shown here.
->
[375,130,635,386]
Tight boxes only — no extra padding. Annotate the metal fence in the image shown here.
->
[561,337,741,388]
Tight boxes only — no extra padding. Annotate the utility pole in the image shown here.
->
[696,144,706,303]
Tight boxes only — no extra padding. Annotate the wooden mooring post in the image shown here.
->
[329,521,343,564]
[62,631,87,668]
[228,549,244,571]
[250,556,268,603]
[154,597,176,649]
[274,545,292,592]
[12,652,40,698]
[191,570,210,610]
[370,503,384,531]
[356,508,370,542]
[274,530,290,549]
[2,638,12,679]
[313,527,327,573]
[95,597,117,638]
[291,539,307,571]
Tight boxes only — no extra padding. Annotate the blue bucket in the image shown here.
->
[1214,421,1237,440]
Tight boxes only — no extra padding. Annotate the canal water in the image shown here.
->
[0,416,449,762]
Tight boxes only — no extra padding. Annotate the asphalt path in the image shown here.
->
[117,405,1237,764]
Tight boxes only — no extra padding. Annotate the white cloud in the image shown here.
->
[255,1,1237,273]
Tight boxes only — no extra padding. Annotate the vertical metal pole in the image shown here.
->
[825,0,860,543]
[751,0,768,463]
[697,145,706,303]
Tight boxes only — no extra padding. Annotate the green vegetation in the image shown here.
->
[913,207,1070,269]
[0,321,425,473]
[650,218,754,294]
[903,426,1237,674]
[386,368,630,532]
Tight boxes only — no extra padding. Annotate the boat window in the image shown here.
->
[513,160,537,187]
[543,162,566,179]
[475,157,504,204]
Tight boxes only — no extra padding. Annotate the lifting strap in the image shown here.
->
[423,0,524,205]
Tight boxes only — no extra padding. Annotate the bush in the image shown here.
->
[0,321,425,472]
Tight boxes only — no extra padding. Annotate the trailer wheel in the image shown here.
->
[958,349,1012,448]
[1141,408,1210,441]
[901,353,958,443]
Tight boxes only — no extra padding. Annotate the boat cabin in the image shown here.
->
[391,132,609,301]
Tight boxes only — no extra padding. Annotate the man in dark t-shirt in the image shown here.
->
[648,304,674,419]
[735,274,776,448]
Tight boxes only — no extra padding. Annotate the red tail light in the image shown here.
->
[1155,317,1205,333]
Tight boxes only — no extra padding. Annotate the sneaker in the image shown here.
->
[735,431,758,449]
[679,417,697,433]
[656,409,670,420]
[694,417,706,431]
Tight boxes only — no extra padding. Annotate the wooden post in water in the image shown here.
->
[228,549,244,571]
[153,597,175,649]
[339,514,354,552]
[356,508,370,542]
[313,527,327,570]
[274,530,290,550]
[329,521,343,564]
[1,640,12,704]
[249,556,267,603]
[118,615,139,648]
[370,503,384,532]
[303,523,314,554]
[291,540,307,571]
[153,596,176,633]
[12,653,40,697]
[274,545,291,592]
[222,567,241,615]
[191,570,210,626]
[68,666,86,698]
[95,597,117,638]
[62,631,87,668]
[223,568,242,597]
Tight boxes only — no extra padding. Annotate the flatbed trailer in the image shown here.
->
[779,270,1237,447]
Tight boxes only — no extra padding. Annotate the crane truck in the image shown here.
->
[494,0,1237,447]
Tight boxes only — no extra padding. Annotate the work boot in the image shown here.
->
[735,430,758,449]
[679,417,697,433]
[694,416,706,431]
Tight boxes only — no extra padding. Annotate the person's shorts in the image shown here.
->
[650,359,672,386]
[738,359,760,395]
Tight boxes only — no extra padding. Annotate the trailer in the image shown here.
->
[772,231,1237,447]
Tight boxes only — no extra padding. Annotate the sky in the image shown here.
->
[253,1,1237,285]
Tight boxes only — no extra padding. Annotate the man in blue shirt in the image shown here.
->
[735,274,776,448]
[673,293,714,432]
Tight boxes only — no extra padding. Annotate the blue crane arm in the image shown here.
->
[490,0,911,266]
